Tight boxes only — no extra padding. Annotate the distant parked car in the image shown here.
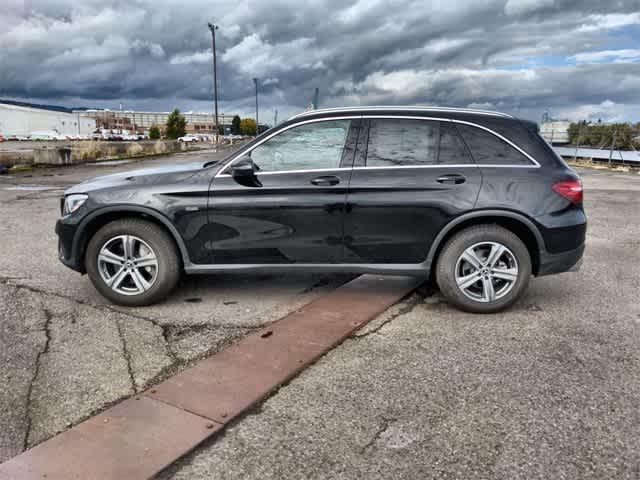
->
[0,133,5,142]
[30,131,66,141]
[178,134,199,143]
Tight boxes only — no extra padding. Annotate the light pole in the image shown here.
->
[253,78,259,136]
[208,22,219,144]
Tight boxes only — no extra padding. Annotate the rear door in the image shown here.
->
[343,117,482,264]
[207,118,359,264]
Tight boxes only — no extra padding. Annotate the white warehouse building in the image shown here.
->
[0,100,96,138]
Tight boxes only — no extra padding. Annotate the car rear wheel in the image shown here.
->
[435,225,531,313]
[85,219,181,306]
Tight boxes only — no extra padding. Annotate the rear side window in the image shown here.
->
[438,123,474,165]
[456,124,533,166]
[364,119,474,167]
[366,119,439,167]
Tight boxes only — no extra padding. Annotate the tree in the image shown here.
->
[165,108,187,139]
[567,121,638,150]
[239,118,257,136]
[149,125,161,140]
[231,115,241,135]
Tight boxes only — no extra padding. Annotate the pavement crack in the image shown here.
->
[299,276,331,294]
[115,319,137,394]
[0,276,181,365]
[352,284,434,339]
[23,307,53,451]
[354,297,421,339]
[360,417,396,453]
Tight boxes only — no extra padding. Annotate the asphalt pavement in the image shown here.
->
[159,168,640,480]
[1,156,639,479]
[0,147,349,462]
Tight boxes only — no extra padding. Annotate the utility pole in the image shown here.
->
[208,23,219,145]
[609,129,617,166]
[253,78,259,136]
[574,122,585,162]
[273,109,278,126]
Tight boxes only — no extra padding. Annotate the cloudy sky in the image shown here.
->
[1,0,639,123]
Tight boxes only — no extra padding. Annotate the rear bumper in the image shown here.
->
[537,243,585,276]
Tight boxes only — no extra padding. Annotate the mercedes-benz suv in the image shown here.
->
[56,106,586,313]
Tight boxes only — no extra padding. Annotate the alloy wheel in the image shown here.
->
[454,241,519,303]
[97,235,159,296]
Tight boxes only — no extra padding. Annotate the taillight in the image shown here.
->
[552,179,583,204]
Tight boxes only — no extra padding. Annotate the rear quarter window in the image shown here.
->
[457,124,533,166]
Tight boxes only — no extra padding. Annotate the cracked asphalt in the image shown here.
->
[2,158,640,479]
[0,147,350,463]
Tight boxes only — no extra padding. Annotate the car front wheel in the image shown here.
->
[85,219,181,306]
[435,225,531,313]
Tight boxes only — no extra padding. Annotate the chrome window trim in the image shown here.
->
[253,167,353,176]
[450,119,540,168]
[215,114,538,178]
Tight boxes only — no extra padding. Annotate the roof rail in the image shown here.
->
[290,105,513,120]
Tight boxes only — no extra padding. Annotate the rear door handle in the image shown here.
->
[436,174,466,185]
[311,175,340,186]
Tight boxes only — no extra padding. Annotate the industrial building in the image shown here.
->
[540,120,571,144]
[0,99,237,138]
[79,110,236,134]
[0,100,96,137]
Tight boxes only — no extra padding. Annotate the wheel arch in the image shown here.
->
[72,206,190,273]
[426,210,544,277]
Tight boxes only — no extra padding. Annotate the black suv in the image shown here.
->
[56,106,586,313]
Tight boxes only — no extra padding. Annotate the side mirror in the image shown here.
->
[231,156,256,178]
[230,155,262,187]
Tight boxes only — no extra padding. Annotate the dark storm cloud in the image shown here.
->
[1,0,639,121]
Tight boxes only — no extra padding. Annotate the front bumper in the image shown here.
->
[56,218,84,272]
[537,243,585,276]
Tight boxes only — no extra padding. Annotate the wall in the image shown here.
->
[0,103,96,137]
[540,121,571,144]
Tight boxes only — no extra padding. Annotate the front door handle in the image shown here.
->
[436,174,466,185]
[311,175,340,186]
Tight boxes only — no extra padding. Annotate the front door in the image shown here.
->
[207,118,360,264]
[344,117,483,263]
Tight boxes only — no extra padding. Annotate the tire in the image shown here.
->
[85,219,181,306]
[435,225,531,313]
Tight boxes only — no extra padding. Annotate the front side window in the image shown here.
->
[456,124,532,165]
[249,120,351,172]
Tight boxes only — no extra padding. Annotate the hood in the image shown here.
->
[65,162,208,195]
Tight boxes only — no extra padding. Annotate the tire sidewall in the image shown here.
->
[436,226,532,313]
[85,220,180,306]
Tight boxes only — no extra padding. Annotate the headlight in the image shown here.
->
[62,194,88,216]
